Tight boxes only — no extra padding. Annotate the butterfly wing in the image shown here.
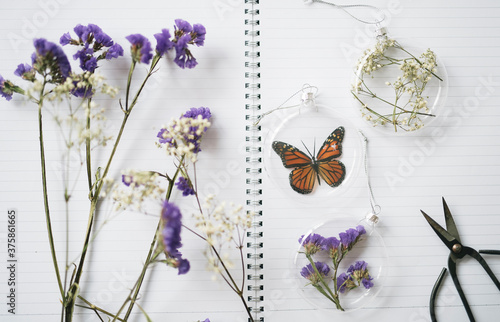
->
[272,141,312,168]
[316,126,344,162]
[272,141,316,194]
[289,165,317,194]
[317,159,346,187]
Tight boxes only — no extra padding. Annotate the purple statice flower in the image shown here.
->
[322,236,340,258]
[175,177,195,196]
[299,233,325,256]
[14,63,32,76]
[106,43,124,59]
[157,107,212,156]
[72,45,94,71]
[347,260,374,290]
[62,24,123,72]
[169,19,206,69]
[71,84,93,98]
[362,276,374,289]
[173,34,197,69]
[84,56,98,72]
[177,257,190,275]
[73,24,90,41]
[339,225,366,250]
[0,76,13,101]
[181,107,212,153]
[337,272,354,293]
[154,28,174,56]
[14,63,35,81]
[202,319,210,322]
[32,38,71,83]
[175,19,193,33]
[183,106,212,120]
[157,128,175,146]
[121,174,133,186]
[72,24,103,45]
[161,201,189,275]
[347,260,368,274]
[300,261,330,285]
[59,32,72,46]
[94,31,113,47]
[356,225,366,235]
[126,34,153,64]
[339,228,358,248]
[192,24,206,47]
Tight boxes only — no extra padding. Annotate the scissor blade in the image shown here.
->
[421,210,457,251]
[442,197,461,243]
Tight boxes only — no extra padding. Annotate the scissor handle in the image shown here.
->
[469,248,500,291]
[448,255,476,321]
[430,267,447,322]
[479,249,500,255]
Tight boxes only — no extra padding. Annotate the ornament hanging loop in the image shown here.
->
[254,84,318,125]
[306,0,386,26]
[300,84,318,110]
[359,130,382,225]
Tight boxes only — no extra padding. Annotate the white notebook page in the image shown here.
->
[0,1,250,321]
[0,0,499,322]
[258,0,500,321]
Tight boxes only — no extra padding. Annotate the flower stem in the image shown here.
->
[85,98,93,194]
[119,155,185,320]
[77,295,126,321]
[305,255,343,311]
[118,221,161,321]
[396,44,443,81]
[67,55,160,322]
[37,81,65,300]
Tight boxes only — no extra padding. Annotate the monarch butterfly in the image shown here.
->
[272,126,346,194]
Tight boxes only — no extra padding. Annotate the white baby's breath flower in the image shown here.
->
[111,170,165,212]
[195,196,250,275]
[351,34,441,132]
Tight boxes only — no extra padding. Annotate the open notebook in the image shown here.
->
[1,0,500,321]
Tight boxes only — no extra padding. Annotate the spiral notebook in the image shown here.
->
[1,0,500,321]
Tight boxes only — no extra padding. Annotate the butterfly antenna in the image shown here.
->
[301,140,314,158]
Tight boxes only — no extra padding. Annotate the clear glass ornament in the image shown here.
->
[262,103,364,204]
[292,213,388,312]
[352,28,448,134]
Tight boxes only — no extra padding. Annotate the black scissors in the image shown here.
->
[421,197,500,322]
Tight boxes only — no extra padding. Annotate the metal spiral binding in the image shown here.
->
[245,0,263,320]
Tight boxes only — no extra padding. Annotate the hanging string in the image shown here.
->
[305,0,386,25]
[359,130,381,224]
[254,84,318,125]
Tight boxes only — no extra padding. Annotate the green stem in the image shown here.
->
[185,167,254,321]
[67,55,162,322]
[121,156,189,320]
[117,221,161,321]
[305,254,342,310]
[396,44,443,81]
[85,98,93,195]
[112,56,174,321]
[77,296,125,321]
[37,81,65,300]
[313,284,336,303]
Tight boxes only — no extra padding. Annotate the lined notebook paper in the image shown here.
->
[1,0,499,321]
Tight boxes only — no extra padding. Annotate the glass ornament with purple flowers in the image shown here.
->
[294,215,388,312]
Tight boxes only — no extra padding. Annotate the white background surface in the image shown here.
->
[0,1,499,321]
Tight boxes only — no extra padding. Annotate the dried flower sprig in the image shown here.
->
[109,107,255,322]
[298,225,372,311]
[352,34,443,132]
[1,20,204,322]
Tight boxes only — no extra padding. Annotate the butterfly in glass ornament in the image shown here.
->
[272,126,346,194]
